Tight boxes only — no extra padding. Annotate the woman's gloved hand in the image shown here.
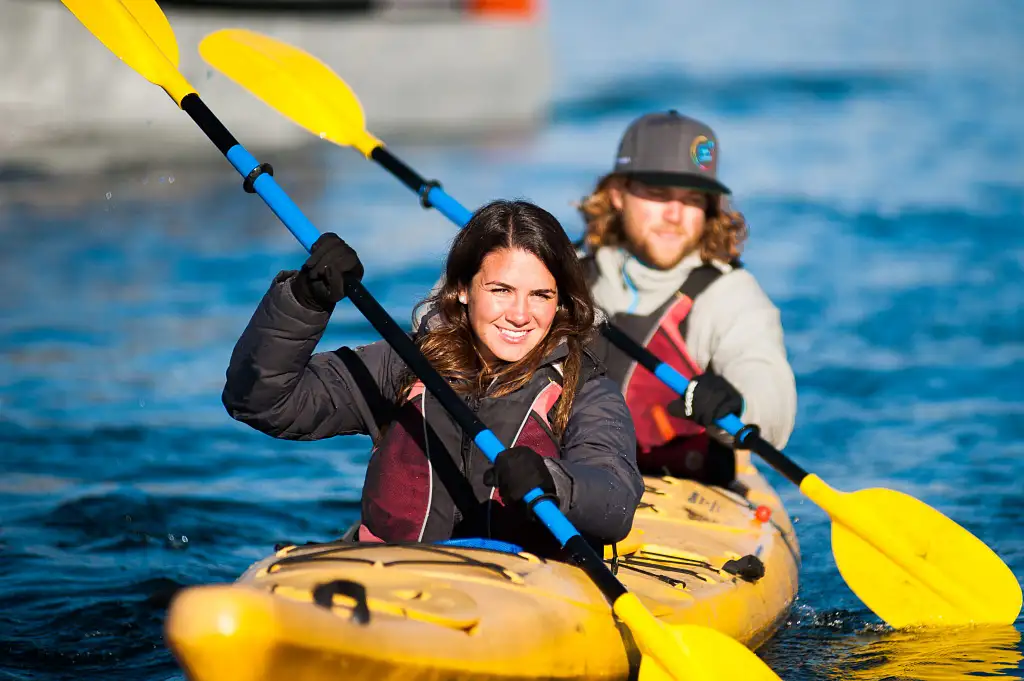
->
[290,233,364,311]
[666,371,744,428]
[483,446,558,511]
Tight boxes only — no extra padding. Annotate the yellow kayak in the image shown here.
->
[164,451,800,681]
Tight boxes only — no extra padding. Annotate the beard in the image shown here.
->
[627,230,701,270]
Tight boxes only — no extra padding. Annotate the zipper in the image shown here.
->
[622,251,640,314]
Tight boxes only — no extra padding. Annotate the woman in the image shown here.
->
[222,200,643,554]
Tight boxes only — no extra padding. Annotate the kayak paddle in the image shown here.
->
[57,3,782,679]
[600,325,1023,630]
[195,28,1024,630]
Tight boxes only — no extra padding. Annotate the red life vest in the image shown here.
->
[357,369,566,551]
[585,258,738,481]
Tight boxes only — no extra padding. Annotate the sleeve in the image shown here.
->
[221,270,408,442]
[695,271,798,449]
[542,375,644,544]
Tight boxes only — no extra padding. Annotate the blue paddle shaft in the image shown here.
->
[224,147,319,252]
[652,363,743,436]
[424,186,472,227]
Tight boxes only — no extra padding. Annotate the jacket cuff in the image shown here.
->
[542,458,574,514]
[269,270,332,327]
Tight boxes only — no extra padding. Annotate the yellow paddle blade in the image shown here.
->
[59,0,195,106]
[198,29,381,157]
[801,475,1023,628]
[614,593,782,680]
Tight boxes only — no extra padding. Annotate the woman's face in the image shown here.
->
[460,247,559,364]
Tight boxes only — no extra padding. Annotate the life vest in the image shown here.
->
[357,361,572,554]
[585,256,740,481]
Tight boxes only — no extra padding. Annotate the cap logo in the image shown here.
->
[690,135,715,171]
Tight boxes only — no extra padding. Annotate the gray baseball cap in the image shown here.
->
[613,110,731,195]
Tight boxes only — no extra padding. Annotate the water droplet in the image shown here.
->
[105,192,112,200]
[168,176,175,184]
[182,536,189,543]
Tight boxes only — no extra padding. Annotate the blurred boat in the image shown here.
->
[0,0,551,175]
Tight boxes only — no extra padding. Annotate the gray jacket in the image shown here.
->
[222,270,644,544]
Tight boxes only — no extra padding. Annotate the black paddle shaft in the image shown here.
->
[371,146,427,194]
[181,93,238,154]
[737,430,809,487]
[343,278,488,444]
[600,321,661,374]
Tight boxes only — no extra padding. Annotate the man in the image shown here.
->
[578,110,797,483]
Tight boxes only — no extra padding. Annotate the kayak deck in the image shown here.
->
[165,451,800,681]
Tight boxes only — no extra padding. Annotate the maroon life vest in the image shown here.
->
[585,257,739,479]
[357,368,566,550]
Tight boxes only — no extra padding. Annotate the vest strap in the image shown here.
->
[676,262,740,337]
[678,263,726,301]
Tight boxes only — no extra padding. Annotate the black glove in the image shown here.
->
[290,233,364,311]
[666,372,743,428]
[482,446,558,510]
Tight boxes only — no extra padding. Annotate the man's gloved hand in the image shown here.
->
[290,233,364,311]
[666,372,744,429]
[483,446,558,510]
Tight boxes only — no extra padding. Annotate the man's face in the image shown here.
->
[610,179,709,270]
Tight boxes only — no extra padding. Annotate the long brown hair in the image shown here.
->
[577,173,749,262]
[404,200,596,438]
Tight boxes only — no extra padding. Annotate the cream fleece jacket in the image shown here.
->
[590,246,797,449]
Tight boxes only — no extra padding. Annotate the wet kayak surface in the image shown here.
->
[1,0,1022,679]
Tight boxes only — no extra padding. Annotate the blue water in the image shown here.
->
[2,0,1023,679]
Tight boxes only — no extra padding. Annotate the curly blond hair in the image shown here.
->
[577,174,749,263]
